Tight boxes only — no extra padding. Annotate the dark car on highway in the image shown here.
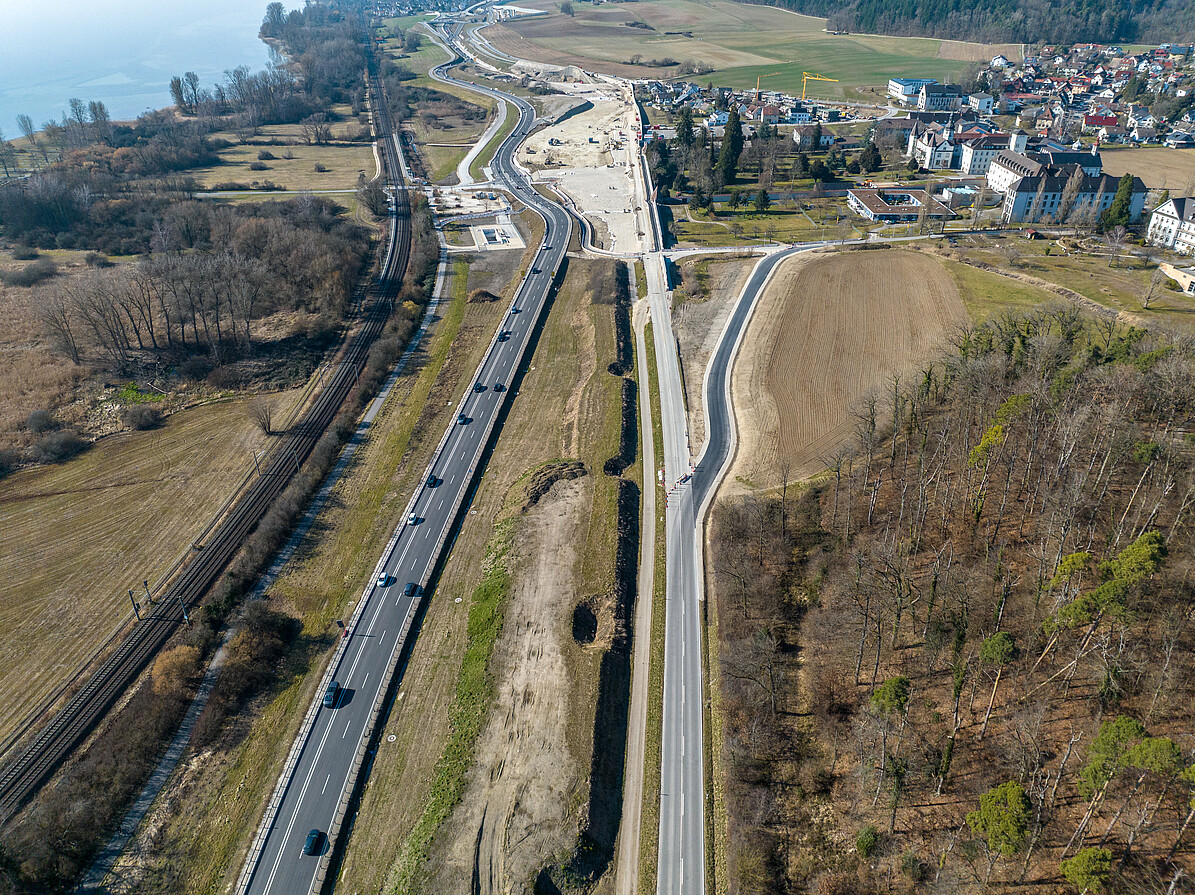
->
[304,829,322,856]
[323,681,339,708]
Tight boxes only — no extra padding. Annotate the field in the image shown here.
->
[939,233,1195,334]
[1100,144,1195,189]
[379,31,498,183]
[728,249,968,488]
[489,0,1020,99]
[187,113,377,194]
[0,395,288,748]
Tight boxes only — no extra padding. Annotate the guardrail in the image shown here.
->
[238,58,571,894]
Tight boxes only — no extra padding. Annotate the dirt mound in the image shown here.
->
[468,288,501,303]
[523,459,586,510]
[730,250,967,488]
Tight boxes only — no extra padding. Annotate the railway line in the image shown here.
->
[0,54,413,825]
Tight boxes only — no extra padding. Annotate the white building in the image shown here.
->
[888,77,938,104]
[918,83,963,111]
[967,93,995,114]
[958,135,1007,175]
[1147,197,1195,254]
[1001,171,1144,223]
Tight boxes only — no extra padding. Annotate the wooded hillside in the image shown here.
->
[713,305,1195,893]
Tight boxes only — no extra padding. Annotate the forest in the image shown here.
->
[712,297,1195,893]
[740,0,1195,45]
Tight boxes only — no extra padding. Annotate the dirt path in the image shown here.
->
[671,257,760,451]
[432,477,590,894]
[728,249,968,490]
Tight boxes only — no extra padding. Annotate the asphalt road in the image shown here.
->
[652,238,810,895]
[239,34,570,895]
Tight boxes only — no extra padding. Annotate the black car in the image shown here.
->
[458,413,468,425]
[426,473,438,488]
[304,829,322,856]
[493,382,505,393]
[473,382,486,392]
[404,581,422,598]
[497,331,511,342]
[323,681,339,708]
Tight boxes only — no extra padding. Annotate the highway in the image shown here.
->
[238,26,570,895]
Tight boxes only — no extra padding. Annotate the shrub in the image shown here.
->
[121,404,163,430]
[901,852,927,881]
[25,409,55,433]
[313,162,328,172]
[32,429,85,463]
[11,246,38,260]
[257,149,276,160]
[178,356,213,380]
[0,448,19,477]
[248,161,269,171]
[0,257,57,287]
[855,824,879,858]
[84,251,112,267]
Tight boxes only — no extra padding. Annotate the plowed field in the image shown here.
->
[729,250,967,488]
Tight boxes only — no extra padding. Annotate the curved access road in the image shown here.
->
[237,30,570,895]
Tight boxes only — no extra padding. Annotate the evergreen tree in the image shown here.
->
[859,140,883,173]
[675,106,694,147]
[718,108,744,186]
[1100,173,1136,228]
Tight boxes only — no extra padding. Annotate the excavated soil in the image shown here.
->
[430,477,591,895]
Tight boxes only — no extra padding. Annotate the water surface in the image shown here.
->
[0,0,278,136]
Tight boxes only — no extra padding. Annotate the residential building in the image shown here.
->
[958,134,1008,174]
[1083,111,1119,130]
[907,125,956,169]
[967,93,995,114]
[1147,197,1195,253]
[1001,171,1145,223]
[888,77,938,104]
[793,125,835,149]
[919,83,964,111]
[847,188,954,222]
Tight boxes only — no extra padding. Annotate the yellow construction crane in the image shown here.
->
[755,71,782,101]
[802,71,839,100]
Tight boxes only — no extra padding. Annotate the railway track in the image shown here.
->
[0,57,413,825]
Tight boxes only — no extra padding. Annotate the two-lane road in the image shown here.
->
[239,29,571,895]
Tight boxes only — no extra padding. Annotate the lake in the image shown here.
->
[0,0,280,136]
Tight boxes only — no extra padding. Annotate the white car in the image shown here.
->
[376,572,389,587]
[407,512,418,525]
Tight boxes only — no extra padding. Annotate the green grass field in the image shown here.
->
[498,0,1019,100]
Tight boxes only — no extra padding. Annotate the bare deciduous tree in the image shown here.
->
[248,396,274,436]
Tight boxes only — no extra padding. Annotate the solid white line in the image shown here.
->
[259,681,344,892]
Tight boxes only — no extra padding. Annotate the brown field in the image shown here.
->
[729,249,967,488]
[488,0,1018,97]
[0,396,285,747]
[1100,145,1195,189]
